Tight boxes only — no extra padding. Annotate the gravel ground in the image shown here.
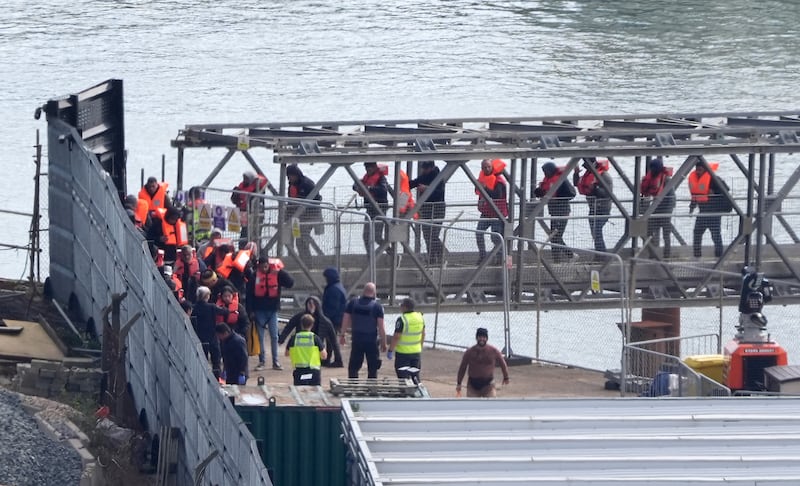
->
[0,388,82,486]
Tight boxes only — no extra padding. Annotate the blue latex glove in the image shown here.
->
[237,374,247,385]
[387,350,394,360]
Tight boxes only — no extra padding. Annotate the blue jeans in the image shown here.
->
[254,309,279,366]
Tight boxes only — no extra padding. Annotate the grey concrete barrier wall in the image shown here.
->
[47,119,272,486]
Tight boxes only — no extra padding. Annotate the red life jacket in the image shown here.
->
[215,293,240,325]
[174,254,201,281]
[641,166,674,197]
[254,259,284,298]
[233,174,268,211]
[361,164,388,187]
[577,159,609,196]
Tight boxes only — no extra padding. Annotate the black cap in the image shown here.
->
[476,327,488,338]
[420,160,435,169]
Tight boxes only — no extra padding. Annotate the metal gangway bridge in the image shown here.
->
[168,112,800,313]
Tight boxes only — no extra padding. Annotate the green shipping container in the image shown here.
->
[237,403,347,486]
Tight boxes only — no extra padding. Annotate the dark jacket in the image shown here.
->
[287,165,322,221]
[245,269,294,313]
[409,165,446,220]
[279,296,337,347]
[191,301,227,343]
[220,331,249,383]
[322,267,348,328]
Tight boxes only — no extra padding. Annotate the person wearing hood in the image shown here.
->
[322,267,348,332]
[286,163,323,261]
[640,157,676,259]
[534,161,576,263]
[231,170,269,239]
[279,295,342,367]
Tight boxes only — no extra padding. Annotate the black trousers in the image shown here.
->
[693,215,723,257]
[201,340,221,379]
[349,335,381,379]
[420,202,445,263]
[394,352,421,381]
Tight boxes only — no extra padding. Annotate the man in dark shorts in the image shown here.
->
[456,327,510,397]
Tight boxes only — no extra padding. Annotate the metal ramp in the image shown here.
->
[329,378,428,398]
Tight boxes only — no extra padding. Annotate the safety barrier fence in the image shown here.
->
[46,119,272,485]
[623,333,730,397]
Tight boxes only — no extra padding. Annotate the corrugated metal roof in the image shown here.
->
[341,397,800,485]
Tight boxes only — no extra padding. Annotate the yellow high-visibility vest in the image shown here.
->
[395,312,424,354]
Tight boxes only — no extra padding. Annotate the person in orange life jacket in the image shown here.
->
[123,194,151,234]
[408,161,446,264]
[220,241,257,305]
[215,322,249,385]
[200,268,235,303]
[231,171,268,239]
[146,206,187,262]
[161,265,186,308]
[353,162,390,253]
[198,227,224,262]
[640,157,676,259]
[139,176,173,212]
[339,282,387,379]
[279,295,343,367]
[476,159,509,265]
[534,161,576,263]
[284,314,328,386]
[190,286,227,379]
[246,255,294,371]
[216,286,250,338]
[204,241,234,277]
[573,158,614,253]
[286,164,323,261]
[688,160,724,258]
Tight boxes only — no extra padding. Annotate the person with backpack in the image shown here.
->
[574,158,614,253]
[534,161,576,263]
[688,159,727,258]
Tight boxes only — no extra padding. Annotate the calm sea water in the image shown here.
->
[3,0,800,369]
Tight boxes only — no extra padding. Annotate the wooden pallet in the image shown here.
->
[329,377,423,398]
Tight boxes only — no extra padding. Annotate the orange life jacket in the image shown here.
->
[253,259,283,298]
[232,249,252,273]
[139,182,169,212]
[134,199,150,227]
[215,252,235,279]
[539,167,569,194]
[476,159,509,217]
[688,162,719,203]
[397,170,417,219]
[577,159,610,196]
[215,293,240,325]
[155,208,188,247]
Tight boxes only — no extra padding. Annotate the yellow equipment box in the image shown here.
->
[684,354,726,384]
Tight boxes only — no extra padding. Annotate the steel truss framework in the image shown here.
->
[171,111,800,311]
